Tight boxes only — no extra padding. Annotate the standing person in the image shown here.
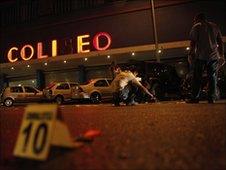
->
[111,67,154,106]
[187,13,225,103]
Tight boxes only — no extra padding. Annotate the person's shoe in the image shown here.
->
[126,101,138,106]
[186,99,199,103]
[150,97,157,103]
[208,99,215,104]
[114,102,120,106]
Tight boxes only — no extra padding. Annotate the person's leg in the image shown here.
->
[112,92,120,106]
[125,82,138,105]
[190,59,205,102]
[206,59,218,103]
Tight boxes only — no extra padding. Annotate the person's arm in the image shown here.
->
[132,79,154,98]
[188,25,198,64]
[188,40,196,65]
[140,84,154,98]
[216,28,225,67]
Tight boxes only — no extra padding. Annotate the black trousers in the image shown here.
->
[191,59,218,101]
[113,82,138,105]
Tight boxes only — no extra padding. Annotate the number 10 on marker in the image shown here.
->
[13,105,57,161]
[22,122,48,154]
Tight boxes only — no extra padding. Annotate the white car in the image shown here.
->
[80,78,113,103]
[1,86,44,107]
[43,82,89,104]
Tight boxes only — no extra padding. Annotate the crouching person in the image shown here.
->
[112,67,154,106]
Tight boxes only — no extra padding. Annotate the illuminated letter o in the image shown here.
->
[93,32,111,51]
[21,45,34,61]
[7,47,18,63]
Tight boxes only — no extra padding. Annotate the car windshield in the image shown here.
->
[107,79,113,85]
[94,80,109,87]
[70,83,78,88]
[24,86,38,93]
[81,79,94,85]
[45,83,56,89]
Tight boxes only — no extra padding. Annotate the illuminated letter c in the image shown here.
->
[7,47,18,63]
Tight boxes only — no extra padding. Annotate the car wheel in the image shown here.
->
[4,98,14,107]
[55,95,64,105]
[151,83,163,100]
[90,92,101,103]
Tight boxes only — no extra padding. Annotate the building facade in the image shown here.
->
[0,0,226,91]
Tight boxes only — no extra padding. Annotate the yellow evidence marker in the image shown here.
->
[13,104,81,161]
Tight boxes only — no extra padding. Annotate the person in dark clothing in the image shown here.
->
[187,13,225,103]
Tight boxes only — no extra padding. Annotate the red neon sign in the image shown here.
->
[93,32,111,51]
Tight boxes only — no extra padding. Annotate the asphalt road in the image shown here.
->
[0,101,226,170]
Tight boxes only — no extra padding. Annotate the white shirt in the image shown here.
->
[111,71,142,92]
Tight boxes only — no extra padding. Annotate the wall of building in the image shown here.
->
[0,0,225,89]
[0,1,225,63]
[156,1,226,42]
[4,64,112,87]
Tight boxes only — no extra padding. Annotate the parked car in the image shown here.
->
[141,61,182,100]
[117,61,183,101]
[80,78,113,103]
[180,66,226,100]
[0,86,43,107]
[142,61,226,101]
[43,82,89,104]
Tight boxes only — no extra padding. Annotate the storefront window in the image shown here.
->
[9,79,36,87]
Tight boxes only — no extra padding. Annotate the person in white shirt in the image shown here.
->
[111,67,154,106]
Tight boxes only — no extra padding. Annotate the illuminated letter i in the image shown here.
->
[52,40,57,57]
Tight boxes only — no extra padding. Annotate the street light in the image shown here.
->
[150,0,160,62]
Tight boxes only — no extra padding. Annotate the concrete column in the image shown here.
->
[0,74,8,93]
[78,65,86,83]
[36,70,45,90]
